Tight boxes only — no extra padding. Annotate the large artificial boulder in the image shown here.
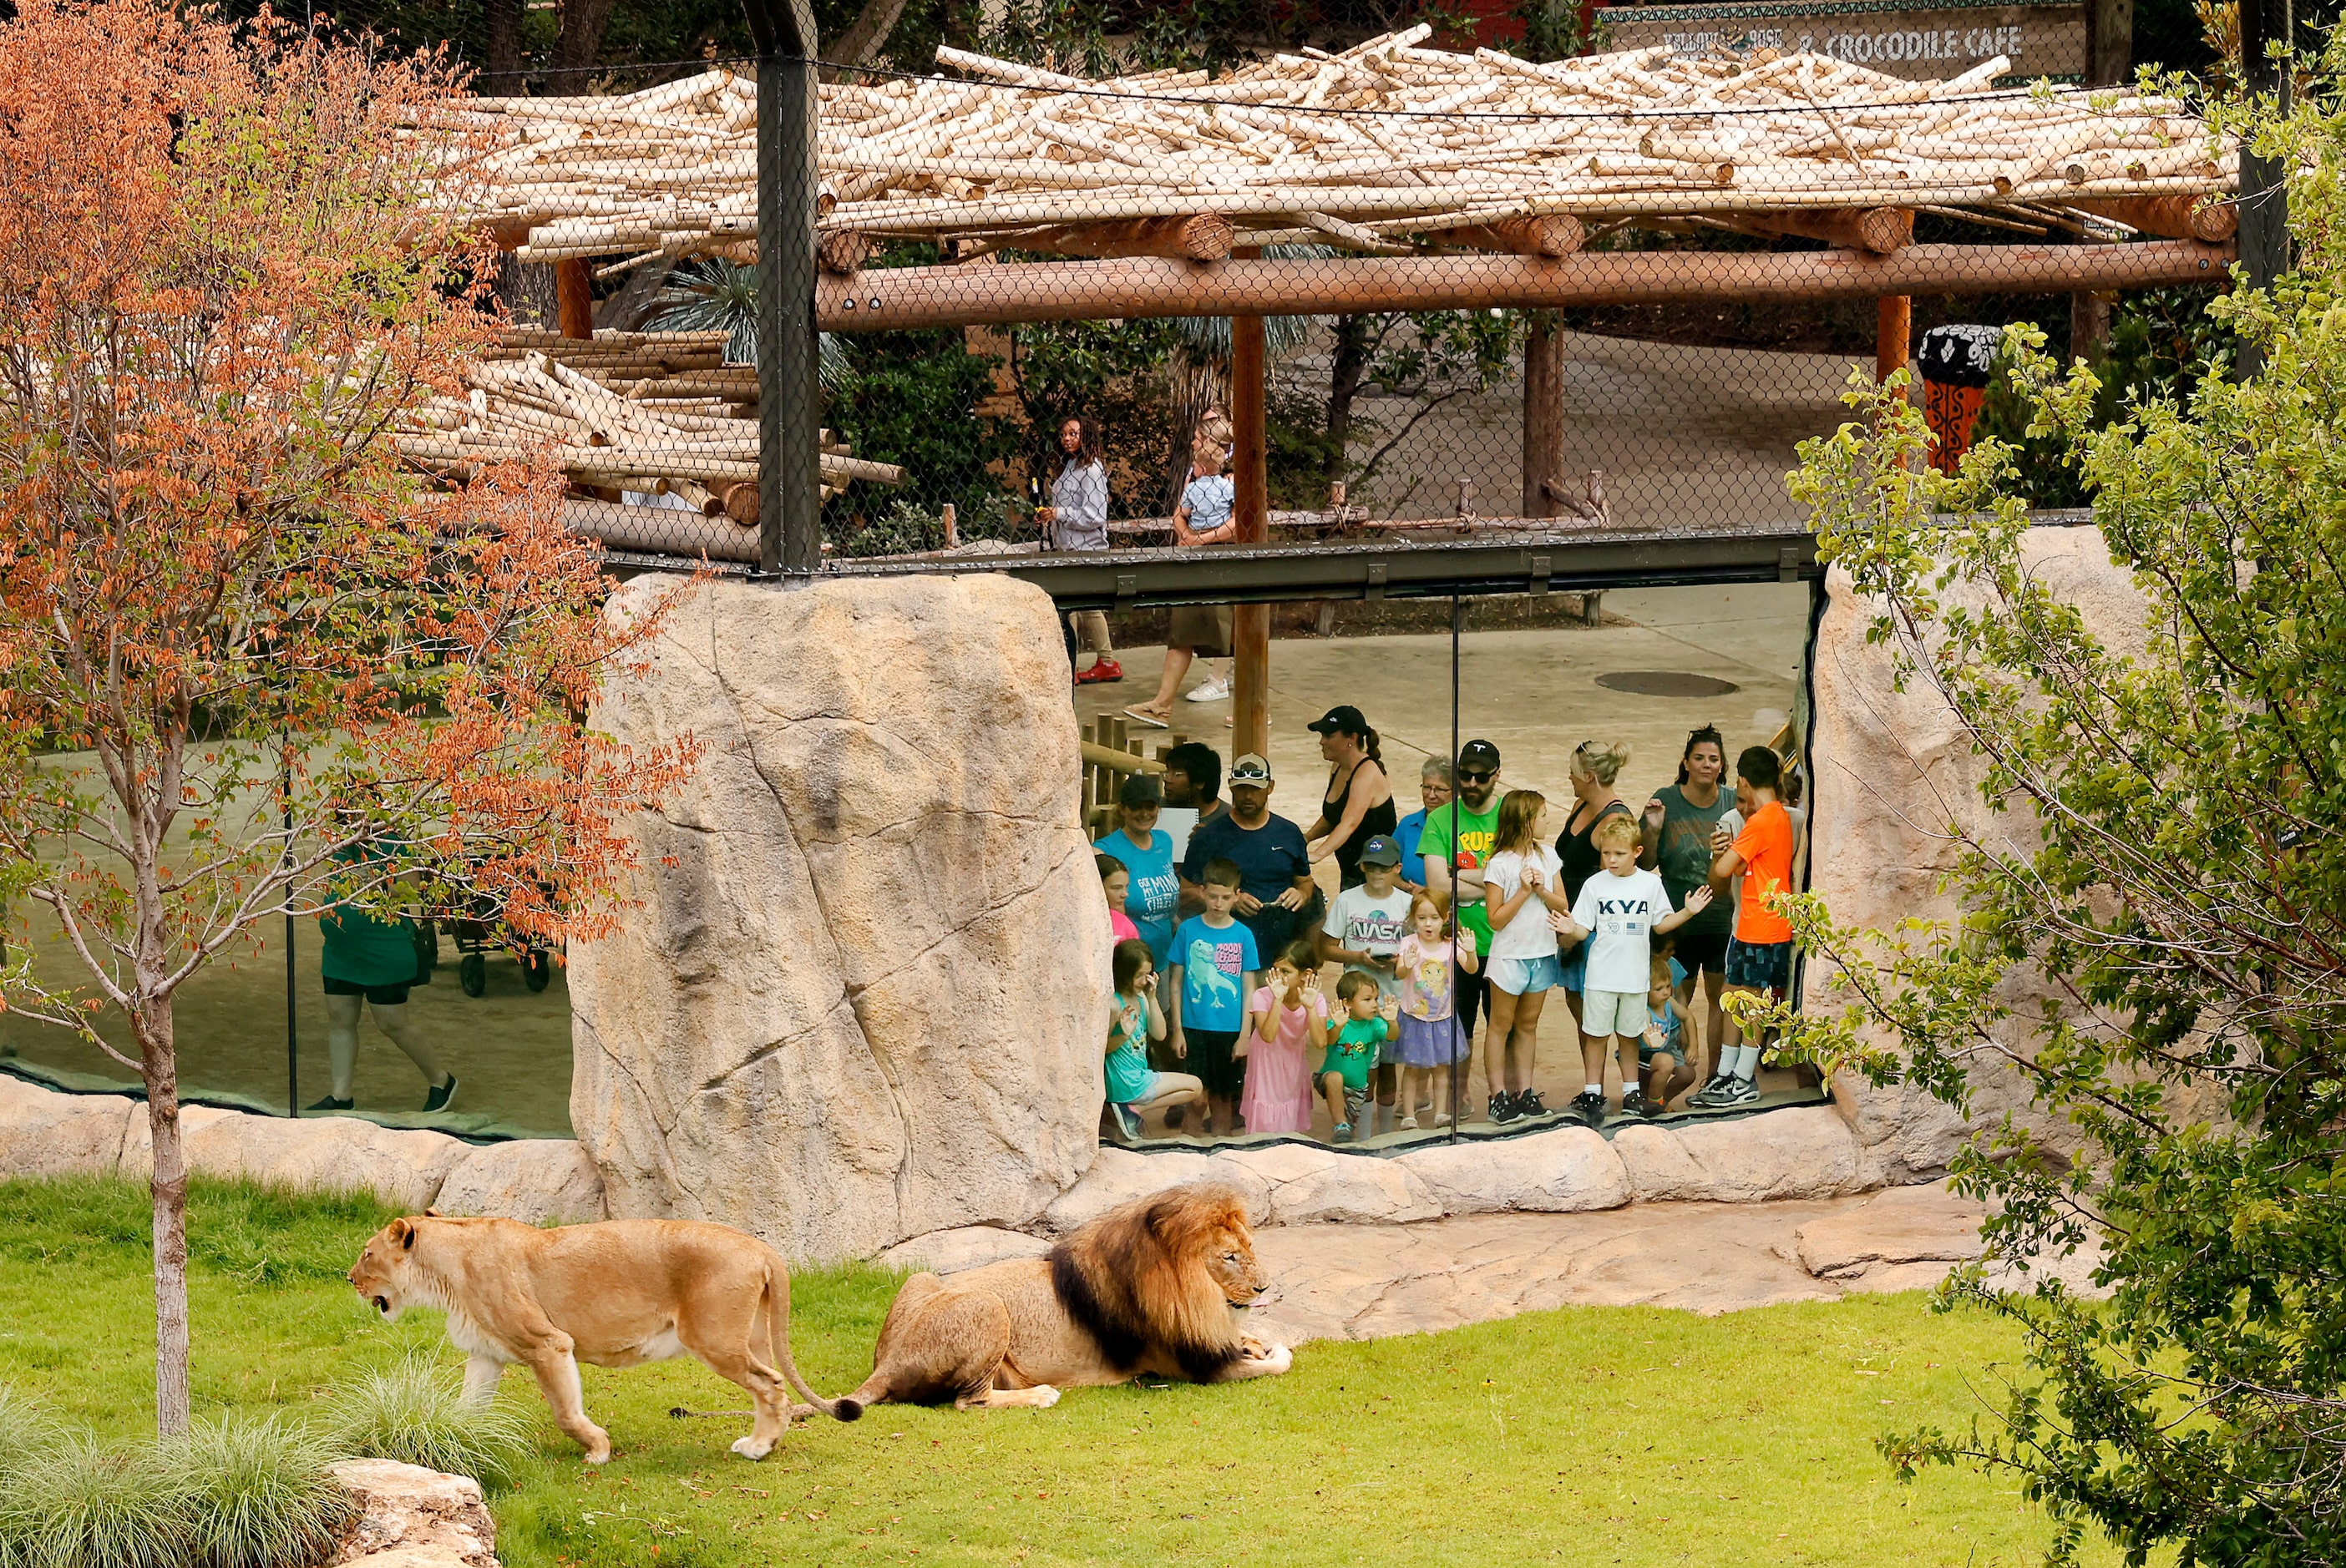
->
[1806,527,2152,1181]
[327,1459,498,1568]
[0,1075,136,1176]
[569,576,1106,1262]
[1392,1125,1629,1213]
[435,1139,607,1225]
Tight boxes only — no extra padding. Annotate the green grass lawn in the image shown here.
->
[0,1176,2105,1568]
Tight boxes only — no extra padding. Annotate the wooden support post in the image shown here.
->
[1522,311,1563,518]
[2071,291,2112,364]
[555,259,595,341]
[1231,311,1270,764]
[1876,295,1912,392]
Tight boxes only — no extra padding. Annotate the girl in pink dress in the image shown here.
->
[1240,940,1332,1135]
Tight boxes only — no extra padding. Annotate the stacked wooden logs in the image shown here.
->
[410,28,2236,271]
[392,327,902,538]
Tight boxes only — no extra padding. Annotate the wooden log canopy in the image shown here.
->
[2069,194,2239,242]
[1022,213,1237,262]
[1447,215,1587,258]
[815,240,2231,331]
[1734,206,1915,255]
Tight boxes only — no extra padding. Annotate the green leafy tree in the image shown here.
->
[1756,211,2346,1557]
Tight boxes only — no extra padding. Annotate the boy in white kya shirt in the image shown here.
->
[1549,813,1712,1128]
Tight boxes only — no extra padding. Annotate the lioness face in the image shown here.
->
[1204,1221,1269,1308]
[348,1216,423,1320]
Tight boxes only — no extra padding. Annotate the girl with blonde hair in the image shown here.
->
[1478,788,1572,1124]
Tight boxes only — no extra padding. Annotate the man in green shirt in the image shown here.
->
[1415,738,1504,1097]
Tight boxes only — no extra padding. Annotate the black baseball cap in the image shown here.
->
[1457,739,1501,772]
[1118,773,1162,809]
[1357,834,1402,867]
[1308,704,1370,737]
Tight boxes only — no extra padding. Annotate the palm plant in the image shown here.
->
[649,257,853,390]
[1158,244,1331,512]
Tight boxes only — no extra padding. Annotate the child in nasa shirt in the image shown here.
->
[1549,813,1712,1125]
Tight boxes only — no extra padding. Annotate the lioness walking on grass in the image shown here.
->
[347,1215,860,1463]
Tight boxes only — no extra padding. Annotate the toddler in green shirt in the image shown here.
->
[1319,970,1399,1144]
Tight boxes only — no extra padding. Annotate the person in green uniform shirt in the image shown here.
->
[1416,738,1505,1104]
[312,845,456,1114]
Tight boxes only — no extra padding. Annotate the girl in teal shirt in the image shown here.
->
[1105,939,1205,1141]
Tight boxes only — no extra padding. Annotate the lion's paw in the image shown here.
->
[1237,1338,1293,1376]
[1032,1385,1062,1409]
[730,1434,775,1461]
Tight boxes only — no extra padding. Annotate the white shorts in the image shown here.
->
[1580,987,1645,1039]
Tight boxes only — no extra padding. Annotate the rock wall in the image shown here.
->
[0,1074,606,1224]
[568,575,1105,1262]
[1805,524,2153,1180]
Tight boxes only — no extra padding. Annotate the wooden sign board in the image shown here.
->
[1597,0,2087,83]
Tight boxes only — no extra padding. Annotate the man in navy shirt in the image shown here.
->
[1180,752,1315,959]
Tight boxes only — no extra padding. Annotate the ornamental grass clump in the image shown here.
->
[0,1433,189,1568]
[162,1415,357,1568]
[0,1391,357,1568]
[324,1358,531,1490]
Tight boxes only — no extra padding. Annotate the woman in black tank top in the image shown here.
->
[1305,706,1396,888]
[1555,740,1634,903]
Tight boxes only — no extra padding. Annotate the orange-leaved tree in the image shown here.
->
[0,0,699,1435]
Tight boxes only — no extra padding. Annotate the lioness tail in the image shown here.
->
[762,1272,864,1422]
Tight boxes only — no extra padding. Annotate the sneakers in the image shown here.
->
[1569,1089,1606,1128]
[1074,657,1122,684]
[1688,1075,1759,1109]
[1685,1075,1736,1109]
[306,1094,354,1113]
[1488,1091,1521,1125]
[1111,1102,1145,1140]
[1331,1121,1353,1144]
[1396,1115,1419,1131]
[1183,675,1231,703]
[423,1075,459,1114]
[1513,1088,1548,1120]
[1619,1090,1655,1120]
[1711,1075,1761,1108]
[1163,1104,1186,1131]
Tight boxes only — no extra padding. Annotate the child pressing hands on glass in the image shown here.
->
[1319,970,1400,1144]
[1105,938,1206,1141]
[1240,939,1331,1136]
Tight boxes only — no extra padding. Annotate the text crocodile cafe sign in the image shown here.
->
[1599,0,2087,83]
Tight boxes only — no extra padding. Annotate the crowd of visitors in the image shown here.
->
[1094,721,1806,1146]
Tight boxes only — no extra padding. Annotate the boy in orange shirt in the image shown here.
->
[1689,746,1796,1109]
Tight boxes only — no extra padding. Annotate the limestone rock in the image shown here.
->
[119,1107,463,1211]
[1215,1142,1442,1226]
[328,1459,497,1568]
[875,1225,1052,1275]
[1393,1125,1630,1215]
[1806,532,2151,1180]
[1043,1147,1271,1232]
[1794,1181,1987,1281]
[0,1075,134,1178]
[568,576,1106,1262]
[1610,1107,1870,1204]
[434,1140,606,1226]
[1611,1122,1707,1203]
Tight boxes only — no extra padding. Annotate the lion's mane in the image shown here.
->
[1047,1185,1251,1383]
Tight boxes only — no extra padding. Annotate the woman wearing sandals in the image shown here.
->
[1126,424,1236,728]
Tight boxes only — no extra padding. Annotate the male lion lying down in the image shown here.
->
[847,1183,1293,1410]
[347,1215,860,1462]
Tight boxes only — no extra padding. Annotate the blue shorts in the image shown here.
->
[1487,952,1563,996]
[1725,938,1792,992]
